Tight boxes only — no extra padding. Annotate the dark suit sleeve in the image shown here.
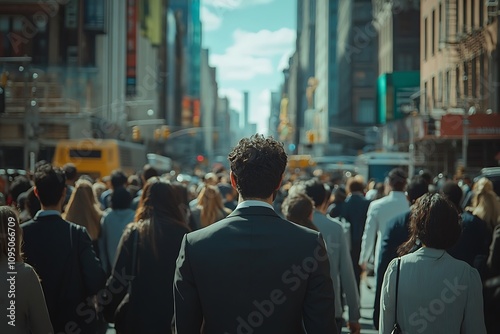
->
[173,234,203,334]
[102,228,135,323]
[77,226,106,296]
[374,222,393,328]
[302,233,338,333]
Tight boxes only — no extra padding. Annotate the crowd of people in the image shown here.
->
[0,134,499,333]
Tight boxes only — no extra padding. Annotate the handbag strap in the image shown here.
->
[394,257,401,323]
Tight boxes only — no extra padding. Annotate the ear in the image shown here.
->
[33,187,39,199]
[276,174,284,190]
[230,171,237,189]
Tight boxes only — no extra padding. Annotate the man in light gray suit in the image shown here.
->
[291,179,361,334]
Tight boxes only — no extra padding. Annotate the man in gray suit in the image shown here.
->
[174,134,337,334]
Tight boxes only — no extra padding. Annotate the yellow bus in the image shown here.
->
[53,139,146,179]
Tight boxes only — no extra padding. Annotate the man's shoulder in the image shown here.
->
[187,214,318,244]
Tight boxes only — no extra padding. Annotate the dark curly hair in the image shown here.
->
[228,134,287,199]
[398,192,462,256]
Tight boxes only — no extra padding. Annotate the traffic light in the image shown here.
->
[154,128,161,140]
[132,126,141,141]
[196,155,205,163]
[161,125,170,139]
[306,130,315,143]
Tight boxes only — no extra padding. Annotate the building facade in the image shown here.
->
[335,0,378,155]
[379,0,500,175]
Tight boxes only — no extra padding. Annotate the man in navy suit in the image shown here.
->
[22,164,106,333]
[174,134,337,334]
[339,178,370,290]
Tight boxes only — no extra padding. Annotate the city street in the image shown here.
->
[342,276,378,334]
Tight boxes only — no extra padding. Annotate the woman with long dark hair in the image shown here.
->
[103,178,190,333]
[379,193,486,333]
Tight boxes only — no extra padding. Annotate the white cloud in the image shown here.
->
[219,88,244,112]
[251,89,272,134]
[210,28,296,81]
[211,54,273,81]
[228,28,295,57]
[277,49,294,71]
[202,0,274,10]
[200,6,223,32]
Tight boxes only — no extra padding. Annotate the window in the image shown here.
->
[432,10,435,55]
[356,99,375,124]
[471,0,475,28]
[438,72,443,103]
[424,17,428,61]
[479,0,484,27]
[397,54,413,71]
[463,0,468,33]
[472,57,477,98]
[446,71,451,105]
[69,149,102,158]
[438,3,442,50]
[431,76,436,108]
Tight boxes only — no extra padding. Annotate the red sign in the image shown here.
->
[126,0,137,96]
[439,113,500,138]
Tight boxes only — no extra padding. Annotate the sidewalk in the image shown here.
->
[341,276,378,334]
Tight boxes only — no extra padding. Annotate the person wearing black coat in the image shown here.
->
[22,164,106,334]
[103,179,190,334]
[174,135,337,334]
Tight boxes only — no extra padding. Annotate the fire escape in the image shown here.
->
[445,0,495,112]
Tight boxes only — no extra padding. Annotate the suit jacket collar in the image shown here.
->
[227,206,280,219]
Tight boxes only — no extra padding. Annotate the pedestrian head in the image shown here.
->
[135,178,186,227]
[33,164,66,208]
[111,187,133,210]
[388,168,407,192]
[282,193,317,231]
[197,185,226,227]
[303,178,327,208]
[110,170,128,189]
[398,193,461,255]
[471,177,500,230]
[228,134,287,200]
[63,163,78,184]
[135,178,189,257]
[407,176,429,204]
[440,181,463,211]
[0,206,23,262]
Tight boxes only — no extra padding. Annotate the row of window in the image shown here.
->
[423,55,486,110]
[423,0,486,61]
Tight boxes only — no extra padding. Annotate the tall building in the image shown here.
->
[169,0,201,98]
[335,0,378,155]
[313,0,338,154]
[413,0,500,172]
[373,0,420,125]
[243,91,249,129]
[296,0,318,152]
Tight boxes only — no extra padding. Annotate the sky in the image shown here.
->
[200,0,296,134]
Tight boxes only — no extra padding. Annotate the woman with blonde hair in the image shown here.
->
[63,179,103,246]
[469,177,500,231]
[191,185,232,229]
[0,206,53,333]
